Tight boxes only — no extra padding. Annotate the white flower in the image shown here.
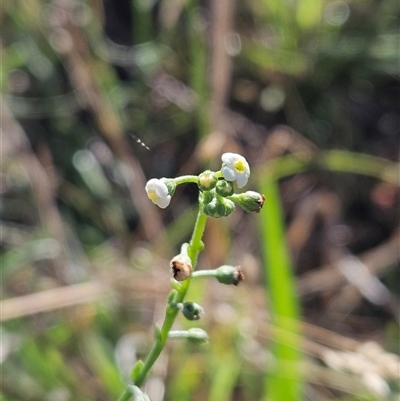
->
[145,178,171,208]
[221,153,250,188]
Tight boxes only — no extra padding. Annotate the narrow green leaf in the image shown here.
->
[258,176,303,401]
[208,352,241,401]
[131,360,144,382]
[154,324,163,343]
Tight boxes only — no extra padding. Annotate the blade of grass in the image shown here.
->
[208,351,241,401]
[266,150,400,186]
[258,175,303,401]
[81,331,125,399]
[167,355,205,401]
[186,1,210,138]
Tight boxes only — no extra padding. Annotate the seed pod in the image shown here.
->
[170,255,192,281]
[182,302,204,320]
[215,265,245,286]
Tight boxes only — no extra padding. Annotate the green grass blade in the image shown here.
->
[208,352,241,401]
[266,150,400,186]
[258,176,303,401]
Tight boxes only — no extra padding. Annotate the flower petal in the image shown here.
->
[156,195,171,209]
[156,181,169,197]
[221,152,237,164]
[145,179,155,192]
[236,174,249,188]
[221,166,236,181]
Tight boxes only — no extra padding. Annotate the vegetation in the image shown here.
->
[1,0,399,400]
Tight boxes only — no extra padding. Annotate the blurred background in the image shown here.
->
[1,0,399,400]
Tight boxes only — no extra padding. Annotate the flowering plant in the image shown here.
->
[118,153,263,401]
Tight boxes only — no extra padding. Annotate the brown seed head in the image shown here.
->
[232,266,245,286]
[170,256,192,281]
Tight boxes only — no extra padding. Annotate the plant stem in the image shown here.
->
[119,208,208,397]
[187,208,207,264]
[117,386,134,401]
[174,175,199,185]
[191,270,218,279]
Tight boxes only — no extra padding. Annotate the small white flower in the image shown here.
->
[145,178,171,208]
[221,152,250,188]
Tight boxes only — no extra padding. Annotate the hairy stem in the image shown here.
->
[174,175,199,185]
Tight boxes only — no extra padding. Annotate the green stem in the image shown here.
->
[187,209,207,263]
[227,193,241,202]
[168,330,192,339]
[117,386,134,401]
[119,208,208,396]
[191,270,218,279]
[174,175,199,185]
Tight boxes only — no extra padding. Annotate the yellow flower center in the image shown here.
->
[234,160,246,173]
[148,190,158,202]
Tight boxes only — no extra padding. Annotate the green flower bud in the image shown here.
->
[186,328,209,344]
[215,179,234,197]
[182,302,204,320]
[232,191,265,213]
[203,194,235,218]
[198,170,218,191]
[201,190,214,204]
[215,265,245,286]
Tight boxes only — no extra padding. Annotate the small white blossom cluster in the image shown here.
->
[145,153,251,209]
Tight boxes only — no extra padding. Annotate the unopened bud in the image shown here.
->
[203,195,235,218]
[233,191,265,213]
[215,179,234,197]
[198,170,218,191]
[170,254,192,281]
[215,265,245,286]
[182,302,204,320]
